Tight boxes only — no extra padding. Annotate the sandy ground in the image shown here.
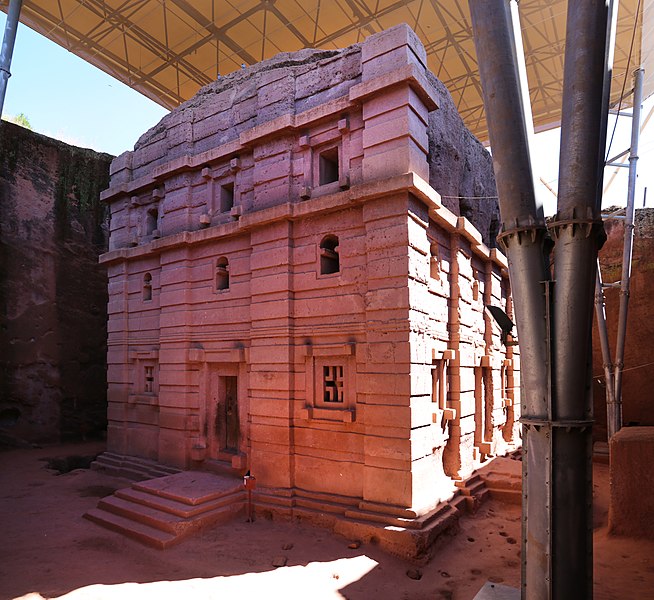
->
[0,442,652,600]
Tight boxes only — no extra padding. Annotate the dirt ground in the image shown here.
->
[1,442,652,600]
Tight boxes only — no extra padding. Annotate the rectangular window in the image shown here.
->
[318,147,339,185]
[323,365,344,403]
[220,183,234,213]
[144,366,154,393]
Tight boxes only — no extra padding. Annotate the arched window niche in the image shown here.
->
[319,235,340,275]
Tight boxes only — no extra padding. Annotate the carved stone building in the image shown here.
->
[95,25,519,550]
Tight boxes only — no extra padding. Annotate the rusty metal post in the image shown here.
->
[0,0,23,118]
[551,0,615,597]
[468,2,552,598]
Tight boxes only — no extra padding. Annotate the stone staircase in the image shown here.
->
[254,486,463,561]
[478,469,522,505]
[90,451,182,481]
[84,471,245,548]
[455,473,491,512]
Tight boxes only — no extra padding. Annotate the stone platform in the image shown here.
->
[85,471,245,548]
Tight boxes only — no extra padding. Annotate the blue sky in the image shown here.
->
[0,14,167,156]
[1,14,651,215]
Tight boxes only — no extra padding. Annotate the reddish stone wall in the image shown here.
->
[593,208,654,440]
[101,25,518,517]
[0,121,112,444]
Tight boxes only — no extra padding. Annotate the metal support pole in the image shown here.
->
[612,67,644,435]
[551,0,614,597]
[0,0,23,118]
[468,2,552,598]
[595,260,616,437]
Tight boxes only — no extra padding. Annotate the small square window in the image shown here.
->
[319,147,339,185]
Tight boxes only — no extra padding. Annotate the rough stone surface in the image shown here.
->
[609,426,654,537]
[115,31,498,248]
[592,208,654,440]
[425,72,500,246]
[0,121,112,443]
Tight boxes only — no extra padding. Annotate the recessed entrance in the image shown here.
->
[208,370,240,457]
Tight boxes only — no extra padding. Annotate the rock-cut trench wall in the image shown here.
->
[593,208,654,440]
[0,121,112,444]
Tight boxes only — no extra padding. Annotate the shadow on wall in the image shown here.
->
[0,121,113,445]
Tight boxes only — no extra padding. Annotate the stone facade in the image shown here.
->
[0,122,112,444]
[100,26,519,523]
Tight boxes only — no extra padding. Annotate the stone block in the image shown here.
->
[294,454,364,498]
[361,24,427,69]
[609,427,654,537]
[363,465,412,507]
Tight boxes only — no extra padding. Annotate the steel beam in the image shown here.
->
[595,260,616,438]
[467,2,552,598]
[612,67,644,436]
[551,0,615,597]
[0,0,22,118]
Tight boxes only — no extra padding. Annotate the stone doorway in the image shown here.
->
[208,368,240,458]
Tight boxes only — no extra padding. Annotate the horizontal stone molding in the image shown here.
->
[187,347,246,363]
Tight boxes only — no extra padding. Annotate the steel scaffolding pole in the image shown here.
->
[595,261,616,439]
[0,0,23,118]
[551,0,614,596]
[470,0,615,597]
[612,67,644,437]
[467,2,552,598]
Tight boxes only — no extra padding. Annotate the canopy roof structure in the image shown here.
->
[4,0,653,141]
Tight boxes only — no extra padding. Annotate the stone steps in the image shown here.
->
[455,473,491,512]
[84,471,245,548]
[345,501,454,530]
[479,471,522,505]
[91,452,181,481]
[84,509,177,549]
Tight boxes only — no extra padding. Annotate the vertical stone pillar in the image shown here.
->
[106,261,130,455]
[358,25,434,184]
[360,194,413,509]
[248,221,295,489]
[157,247,193,467]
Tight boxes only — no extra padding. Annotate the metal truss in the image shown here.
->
[3,0,649,141]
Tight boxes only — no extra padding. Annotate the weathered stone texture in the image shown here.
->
[425,72,500,246]
[609,427,654,537]
[0,121,112,443]
[593,208,654,440]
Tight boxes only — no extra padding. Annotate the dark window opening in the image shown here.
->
[220,183,234,213]
[146,207,158,236]
[320,235,340,275]
[144,365,155,393]
[216,257,229,291]
[323,365,344,403]
[319,147,339,185]
[143,273,152,301]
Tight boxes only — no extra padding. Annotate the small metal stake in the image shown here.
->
[243,473,256,522]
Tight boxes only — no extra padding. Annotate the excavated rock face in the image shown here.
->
[114,35,498,246]
[593,208,654,440]
[425,72,500,245]
[0,122,112,444]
